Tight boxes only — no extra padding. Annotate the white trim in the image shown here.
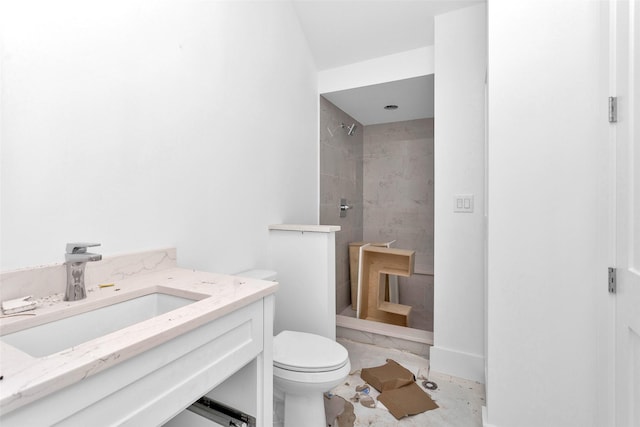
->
[318,46,434,94]
[482,406,497,427]
[430,345,485,384]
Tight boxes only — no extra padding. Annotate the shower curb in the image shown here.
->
[336,315,432,358]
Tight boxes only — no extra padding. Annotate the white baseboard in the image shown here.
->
[429,345,485,383]
[482,406,497,427]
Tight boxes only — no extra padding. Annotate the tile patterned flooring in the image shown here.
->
[327,339,485,427]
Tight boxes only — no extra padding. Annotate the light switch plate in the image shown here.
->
[454,194,474,213]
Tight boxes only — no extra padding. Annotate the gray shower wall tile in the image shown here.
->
[363,227,397,244]
[355,159,364,195]
[399,274,433,331]
[319,96,363,314]
[365,118,433,142]
[336,235,350,279]
[320,176,358,208]
[362,153,404,176]
[320,142,343,178]
[319,203,340,225]
[319,174,340,205]
[363,118,434,277]
[405,137,435,156]
[404,149,433,178]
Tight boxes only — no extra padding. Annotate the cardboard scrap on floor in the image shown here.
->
[324,394,355,427]
[360,358,438,420]
[377,382,438,420]
[361,358,415,391]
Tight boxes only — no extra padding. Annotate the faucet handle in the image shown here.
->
[66,242,101,254]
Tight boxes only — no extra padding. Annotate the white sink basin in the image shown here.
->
[1,292,197,357]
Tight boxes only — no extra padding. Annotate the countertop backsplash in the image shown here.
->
[0,248,177,302]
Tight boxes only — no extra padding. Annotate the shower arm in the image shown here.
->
[340,123,357,136]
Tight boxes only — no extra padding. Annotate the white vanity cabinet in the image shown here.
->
[0,295,274,427]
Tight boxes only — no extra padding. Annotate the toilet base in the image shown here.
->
[283,391,325,427]
[272,331,351,427]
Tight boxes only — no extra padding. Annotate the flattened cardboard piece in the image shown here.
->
[360,359,415,392]
[336,399,356,427]
[359,395,376,408]
[323,395,355,427]
[377,382,439,420]
[324,394,345,426]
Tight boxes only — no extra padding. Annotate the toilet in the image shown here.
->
[237,270,350,427]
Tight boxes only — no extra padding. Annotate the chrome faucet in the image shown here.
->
[65,242,102,301]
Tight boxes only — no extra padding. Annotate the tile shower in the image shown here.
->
[320,96,434,332]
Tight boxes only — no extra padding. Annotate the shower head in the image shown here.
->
[341,123,357,136]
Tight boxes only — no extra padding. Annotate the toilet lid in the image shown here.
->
[273,331,349,373]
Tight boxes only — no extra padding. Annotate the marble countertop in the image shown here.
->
[0,267,278,414]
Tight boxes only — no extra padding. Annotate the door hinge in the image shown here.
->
[608,96,617,123]
[608,267,617,293]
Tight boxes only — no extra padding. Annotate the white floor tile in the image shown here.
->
[329,339,485,427]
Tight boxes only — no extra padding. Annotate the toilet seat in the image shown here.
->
[273,360,351,384]
[273,331,349,373]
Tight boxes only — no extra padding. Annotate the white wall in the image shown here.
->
[0,1,319,274]
[486,1,610,426]
[431,4,487,383]
[318,46,434,95]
